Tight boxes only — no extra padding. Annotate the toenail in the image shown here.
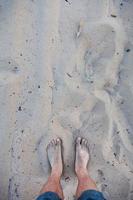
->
[57,138,61,143]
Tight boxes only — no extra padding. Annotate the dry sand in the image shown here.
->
[0,0,133,199]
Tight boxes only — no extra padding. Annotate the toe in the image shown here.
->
[55,139,58,145]
[57,138,61,145]
[85,140,88,147]
[76,137,82,145]
[81,138,86,145]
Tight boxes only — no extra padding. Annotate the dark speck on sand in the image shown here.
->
[126,49,130,52]
[111,14,117,18]
[18,106,22,111]
[66,73,72,78]
[65,0,71,4]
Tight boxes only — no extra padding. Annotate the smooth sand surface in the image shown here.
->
[0,0,133,199]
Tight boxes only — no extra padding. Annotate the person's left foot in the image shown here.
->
[47,138,63,177]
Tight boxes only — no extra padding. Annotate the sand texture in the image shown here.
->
[0,0,133,199]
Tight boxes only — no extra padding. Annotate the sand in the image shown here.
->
[0,0,133,199]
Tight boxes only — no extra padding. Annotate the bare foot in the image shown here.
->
[39,138,64,198]
[47,138,63,177]
[75,138,97,197]
[75,137,90,176]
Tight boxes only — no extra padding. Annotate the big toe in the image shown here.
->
[56,138,61,146]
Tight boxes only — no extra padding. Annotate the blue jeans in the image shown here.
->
[36,190,106,200]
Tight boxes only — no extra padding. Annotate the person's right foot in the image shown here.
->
[75,137,90,176]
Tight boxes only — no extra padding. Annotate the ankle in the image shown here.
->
[50,171,62,182]
[76,168,89,179]
[51,165,62,177]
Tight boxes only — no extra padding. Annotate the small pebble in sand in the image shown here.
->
[65,176,70,182]
[28,91,32,94]
[126,49,130,52]
[66,73,72,78]
[111,14,117,18]
[18,106,22,111]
